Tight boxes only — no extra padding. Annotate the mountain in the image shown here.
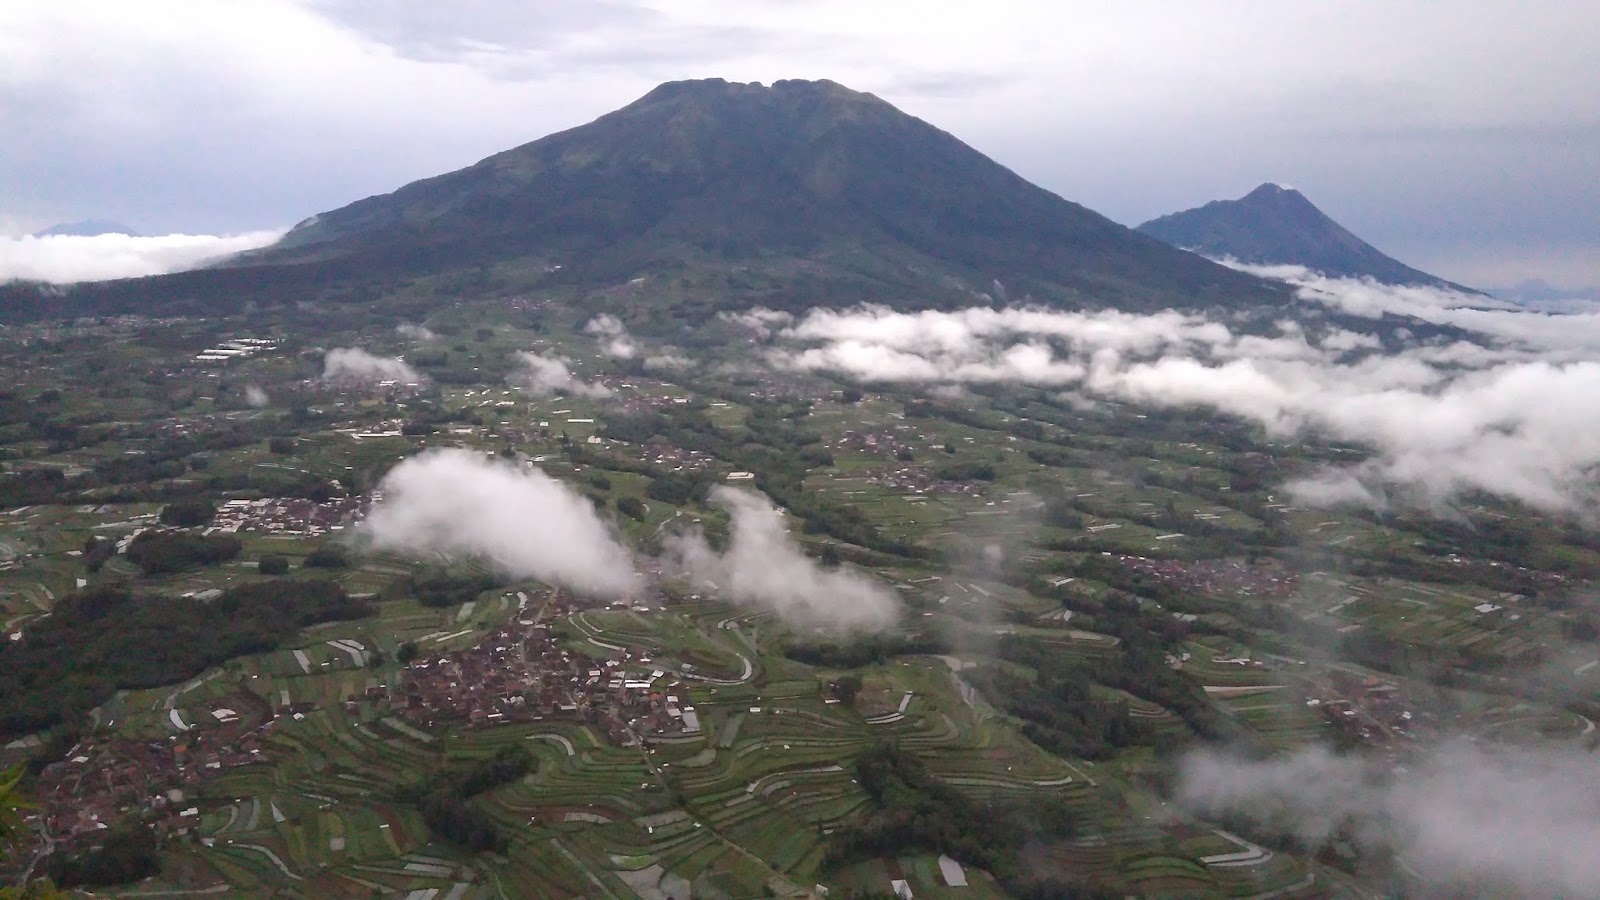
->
[1137,183,1471,290]
[32,219,140,238]
[240,79,1283,310]
[3,79,1287,323]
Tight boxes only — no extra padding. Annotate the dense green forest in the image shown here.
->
[0,581,373,736]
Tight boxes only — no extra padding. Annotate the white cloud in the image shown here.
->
[755,271,1600,514]
[244,385,270,407]
[1179,742,1600,897]
[359,449,641,598]
[322,347,421,384]
[665,487,900,631]
[0,230,283,283]
[396,323,437,342]
[510,350,612,397]
[584,313,638,359]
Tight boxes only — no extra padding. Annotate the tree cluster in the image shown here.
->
[41,824,160,888]
[126,529,242,575]
[827,742,1098,896]
[405,747,534,854]
[409,571,496,608]
[157,497,217,528]
[966,654,1151,761]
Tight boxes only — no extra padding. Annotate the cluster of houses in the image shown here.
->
[637,443,714,472]
[30,694,275,848]
[1305,672,1426,748]
[1114,554,1298,600]
[395,591,702,745]
[865,465,985,496]
[836,429,922,458]
[207,493,371,537]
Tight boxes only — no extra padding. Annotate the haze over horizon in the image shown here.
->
[2,1,1596,292]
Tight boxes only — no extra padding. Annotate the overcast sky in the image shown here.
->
[2,1,1596,289]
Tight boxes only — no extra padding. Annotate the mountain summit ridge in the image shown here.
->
[1136,183,1471,291]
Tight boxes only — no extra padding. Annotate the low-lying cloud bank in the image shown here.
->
[666,487,900,631]
[511,351,612,397]
[0,230,284,283]
[322,348,421,384]
[360,450,642,598]
[1179,742,1600,897]
[1232,262,1600,355]
[748,273,1600,514]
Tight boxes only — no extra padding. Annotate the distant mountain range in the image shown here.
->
[31,220,140,238]
[1137,183,1474,291]
[2,78,1286,323]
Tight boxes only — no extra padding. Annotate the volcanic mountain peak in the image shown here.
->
[246,77,1283,314]
[6,79,1290,324]
[1136,183,1472,291]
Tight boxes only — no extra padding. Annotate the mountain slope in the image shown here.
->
[241,78,1283,312]
[1137,183,1470,290]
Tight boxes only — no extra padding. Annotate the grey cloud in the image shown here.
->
[304,0,845,83]
[305,0,654,63]
[875,69,1021,99]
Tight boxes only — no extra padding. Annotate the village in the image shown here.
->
[31,691,276,848]
[22,587,709,857]
[396,589,704,746]
[208,492,373,538]
[1112,554,1299,600]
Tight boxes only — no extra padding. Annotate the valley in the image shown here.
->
[2,291,1596,898]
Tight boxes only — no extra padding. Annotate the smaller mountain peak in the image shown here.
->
[33,219,140,238]
[1137,183,1474,291]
